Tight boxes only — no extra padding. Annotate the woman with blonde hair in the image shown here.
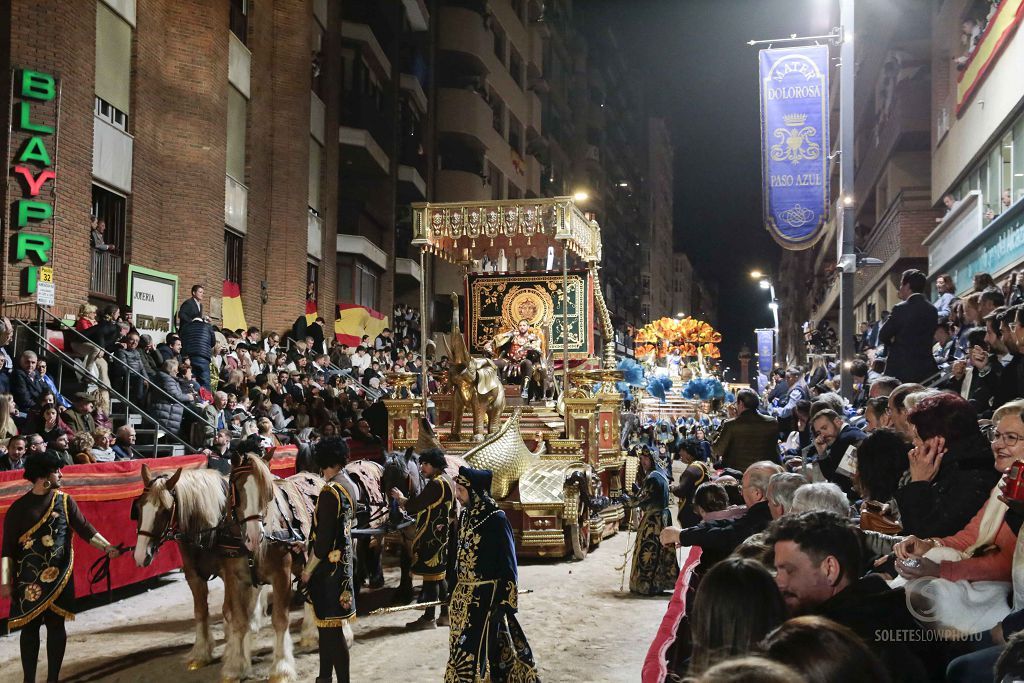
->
[70,432,96,464]
[74,303,97,332]
[0,394,18,441]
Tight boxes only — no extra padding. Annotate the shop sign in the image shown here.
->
[126,265,179,344]
[945,203,1024,292]
[7,69,59,296]
[759,46,830,249]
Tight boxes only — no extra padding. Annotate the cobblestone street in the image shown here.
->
[0,529,673,682]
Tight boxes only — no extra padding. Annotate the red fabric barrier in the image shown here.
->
[641,546,703,683]
[1,447,298,620]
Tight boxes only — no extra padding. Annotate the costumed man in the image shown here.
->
[621,446,679,595]
[446,467,540,682]
[389,447,455,630]
[1,451,120,683]
[301,436,357,683]
[489,319,544,402]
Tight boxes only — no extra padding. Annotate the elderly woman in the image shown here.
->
[889,399,1024,636]
[894,392,1000,539]
[149,359,194,437]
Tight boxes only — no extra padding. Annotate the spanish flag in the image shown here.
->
[305,298,318,325]
[335,303,389,347]
[222,280,248,331]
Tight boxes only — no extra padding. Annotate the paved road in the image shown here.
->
[0,528,674,682]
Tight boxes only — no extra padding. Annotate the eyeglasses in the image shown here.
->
[989,430,1024,447]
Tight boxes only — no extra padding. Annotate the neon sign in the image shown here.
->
[8,69,58,294]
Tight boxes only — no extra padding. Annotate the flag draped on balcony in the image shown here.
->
[221,280,247,331]
[334,303,389,347]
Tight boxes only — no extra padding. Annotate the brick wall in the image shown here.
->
[1,0,336,336]
[2,0,97,314]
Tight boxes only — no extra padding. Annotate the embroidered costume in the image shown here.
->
[445,467,539,683]
[307,476,356,627]
[3,489,86,628]
[407,474,455,580]
[625,451,679,595]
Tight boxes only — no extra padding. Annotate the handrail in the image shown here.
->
[10,317,199,453]
[34,306,215,429]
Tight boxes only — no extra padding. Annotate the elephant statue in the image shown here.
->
[446,293,506,441]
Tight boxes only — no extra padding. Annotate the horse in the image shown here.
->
[131,465,251,672]
[226,447,323,683]
[339,457,388,593]
[380,449,467,603]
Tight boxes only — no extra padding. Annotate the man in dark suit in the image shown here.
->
[11,350,46,413]
[713,388,781,470]
[877,269,939,383]
[809,408,865,495]
[177,284,204,330]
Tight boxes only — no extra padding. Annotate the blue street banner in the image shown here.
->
[755,328,775,374]
[759,46,830,249]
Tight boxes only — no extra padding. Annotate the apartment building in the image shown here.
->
[1,0,342,334]
[925,0,1024,296]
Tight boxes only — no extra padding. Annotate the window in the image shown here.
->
[510,48,524,89]
[1014,117,1024,203]
[94,97,127,131]
[226,86,246,182]
[95,2,132,122]
[306,260,319,303]
[489,162,503,200]
[309,137,322,213]
[948,108,1024,217]
[337,258,378,309]
[91,184,126,298]
[509,115,523,155]
[230,0,248,44]
[489,90,505,136]
[492,23,506,65]
[312,19,325,99]
[225,230,244,285]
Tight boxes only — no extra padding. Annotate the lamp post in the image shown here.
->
[750,271,779,367]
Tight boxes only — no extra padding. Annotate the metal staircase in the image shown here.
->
[11,307,215,459]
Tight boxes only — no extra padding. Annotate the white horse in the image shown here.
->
[132,465,269,671]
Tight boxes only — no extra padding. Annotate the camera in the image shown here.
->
[1004,461,1024,501]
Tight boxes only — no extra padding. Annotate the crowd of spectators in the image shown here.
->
[0,286,433,474]
[638,266,1024,682]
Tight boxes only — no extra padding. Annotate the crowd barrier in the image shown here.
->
[0,446,297,621]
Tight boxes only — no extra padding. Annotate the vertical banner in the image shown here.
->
[755,328,775,374]
[759,46,830,249]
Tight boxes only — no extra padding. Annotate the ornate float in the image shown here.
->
[383,197,627,558]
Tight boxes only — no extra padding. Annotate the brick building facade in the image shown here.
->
[0,0,337,335]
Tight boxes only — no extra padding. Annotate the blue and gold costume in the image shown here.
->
[625,449,679,595]
[445,467,539,683]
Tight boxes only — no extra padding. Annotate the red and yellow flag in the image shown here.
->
[335,303,388,347]
[222,281,248,331]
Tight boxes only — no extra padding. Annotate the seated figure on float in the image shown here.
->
[486,319,545,401]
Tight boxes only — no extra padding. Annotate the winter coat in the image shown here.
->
[180,319,215,361]
[149,370,191,436]
[112,347,147,399]
[894,432,999,539]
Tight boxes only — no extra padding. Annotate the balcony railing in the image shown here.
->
[90,249,122,298]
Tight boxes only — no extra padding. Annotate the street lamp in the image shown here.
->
[749,270,764,280]
[759,279,771,290]
[676,311,685,318]
[573,190,589,202]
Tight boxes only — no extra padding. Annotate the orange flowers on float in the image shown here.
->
[633,316,722,359]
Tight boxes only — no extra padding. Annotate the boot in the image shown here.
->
[436,607,450,627]
[405,614,437,630]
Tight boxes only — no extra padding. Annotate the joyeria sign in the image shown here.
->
[7,69,59,296]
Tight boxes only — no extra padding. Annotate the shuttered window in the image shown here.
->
[95,1,132,114]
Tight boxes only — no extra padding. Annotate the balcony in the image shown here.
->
[337,233,387,270]
[341,22,391,81]
[437,87,497,154]
[339,92,391,175]
[400,73,427,112]
[402,0,429,31]
[395,257,422,282]
[436,169,489,202]
[438,6,491,76]
[853,77,931,203]
[92,116,133,193]
[398,164,426,202]
[90,249,122,299]
[854,189,936,301]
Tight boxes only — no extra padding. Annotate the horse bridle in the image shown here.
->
[132,478,180,558]
[228,455,266,526]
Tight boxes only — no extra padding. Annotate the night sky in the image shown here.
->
[589,0,833,377]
